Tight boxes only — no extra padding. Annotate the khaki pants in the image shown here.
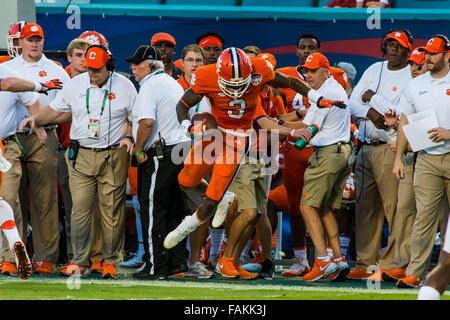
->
[354,143,398,270]
[406,152,450,279]
[1,131,59,263]
[66,146,129,267]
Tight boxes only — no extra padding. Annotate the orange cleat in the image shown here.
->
[303,258,338,282]
[397,275,421,288]
[382,267,407,283]
[0,261,17,275]
[33,261,55,275]
[13,242,32,280]
[102,263,118,279]
[235,263,258,280]
[346,267,373,280]
[215,257,239,279]
[90,261,103,274]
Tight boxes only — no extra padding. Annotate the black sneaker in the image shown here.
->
[132,261,168,280]
[257,259,275,280]
[168,263,188,276]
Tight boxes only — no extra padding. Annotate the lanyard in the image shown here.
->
[86,88,108,117]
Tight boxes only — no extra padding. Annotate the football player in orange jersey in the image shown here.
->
[164,47,346,251]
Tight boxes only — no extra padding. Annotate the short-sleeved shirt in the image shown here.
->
[50,72,136,148]
[190,57,275,131]
[399,71,450,155]
[177,73,211,119]
[0,65,39,140]
[132,70,188,150]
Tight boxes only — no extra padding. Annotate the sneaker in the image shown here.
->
[346,267,373,280]
[235,263,258,280]
[327,255,350,282]
[185,262,214,279]
[33,261,55,275]
[282,257,310,277]
[241,262,262,273]
[303,258,338,282]
[120,253,144,268]
[0,261,17,275]
[132,262,168,281]
[211,191,235,228]
[164,218,198,249]
[257,259,275,280]
[215,257,239,279]
[90,261,103,274]
[59,263,90,277]
[13,242,31,280]
[382,267,407,283]
[102,263,118,279]
[397,275,421,288]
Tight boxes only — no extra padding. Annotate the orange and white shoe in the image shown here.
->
[282,257,310,277]
[102,263,118,279]
[33,261,55,275]
[0,261,17,276]
[382,267,407,283]
[90,261,103,274]
[13,242,31,280]
[327,255,350,282]
[212,191,236,228]
[215,257,239,279]
[59,263,90,277]
[397,275,421,288]
[235,263,258,280]
[303,258,338,282]
[346,267,373,280]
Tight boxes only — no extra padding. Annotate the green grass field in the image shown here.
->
[0,267,448,300]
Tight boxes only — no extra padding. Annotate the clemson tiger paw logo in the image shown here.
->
[107,92,116,100]
[39,70,47,77]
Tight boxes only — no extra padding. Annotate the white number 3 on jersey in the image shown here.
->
[228,99,246,119]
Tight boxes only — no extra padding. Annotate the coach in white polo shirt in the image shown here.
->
[21,45,137,279]
[295,53,351,282]
[2,22,70,275]
[127,45,189,280]
[393,35,450,289]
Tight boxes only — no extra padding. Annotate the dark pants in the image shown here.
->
[137,143,187,276]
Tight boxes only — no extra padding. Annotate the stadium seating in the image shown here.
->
[394,0,450,8]
[241,0,315,6]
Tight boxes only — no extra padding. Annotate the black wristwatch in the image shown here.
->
[125,136,135,144]
[296,110,303,119]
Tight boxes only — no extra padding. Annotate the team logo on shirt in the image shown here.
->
[251,74,262,86]
[38,70,47,77]
[393,86,397,92]
[447,89,450,95]
[107,92,116,100]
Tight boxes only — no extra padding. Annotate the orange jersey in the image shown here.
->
[177,74,190,91]
[0,56,11,64]
[259,87,286,118]
[276,66,310,112]
[190,57,275,130]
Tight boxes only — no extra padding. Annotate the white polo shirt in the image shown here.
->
[0,65,39,140]
[3,54,70,130]
[303,76,350,147]
[50,72,136,148]
[132,70,189,151]
[349,61,411,143]
[399,71,450,155]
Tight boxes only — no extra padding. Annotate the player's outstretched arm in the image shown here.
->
[0,77,62,94]
[176,88,203,123]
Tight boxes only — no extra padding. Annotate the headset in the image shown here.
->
[380,28,414,55]
[85,44,116,72]
[431,34,450,51]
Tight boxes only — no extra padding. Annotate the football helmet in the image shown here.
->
[217,47,252,99]
[7,21,27,58]
[79,30,109,48]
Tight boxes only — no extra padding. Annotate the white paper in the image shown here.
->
[403,110,444,152]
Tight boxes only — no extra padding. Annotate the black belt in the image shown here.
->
[79,144,120,152]
[361,140,387,147]
[2,134,16,145]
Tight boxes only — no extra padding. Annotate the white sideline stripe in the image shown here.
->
[1,278,448,296]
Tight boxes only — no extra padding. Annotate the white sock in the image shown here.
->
[294,247,307,260]
[326,247,334,258]
[418,285,441,300]
[0,199,22,249]
[339,234,351,256]
[209,228,224,257]
[318,256,331,262]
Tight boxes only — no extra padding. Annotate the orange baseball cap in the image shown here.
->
[300,53,330,70]
[20,23,44,39]
[407,47,426,65]
[82,46,111,69]
[151,32,176,47]
[419,36,450,53]
[384,31,412,50]
[257,53,277,69]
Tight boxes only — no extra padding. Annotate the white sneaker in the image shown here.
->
[327,256,350,282]
[282,257,310,277]
[120,252,144,268]
[185,262,214,279]
[212,191,235,228]
[164,218,198,249]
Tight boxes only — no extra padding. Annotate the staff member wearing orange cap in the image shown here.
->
[296,53,351,282]
[151,32,183,79]
[393,35,450,290]
[20,45,137,280]
[347,29,413,281]
[196,31,225,65]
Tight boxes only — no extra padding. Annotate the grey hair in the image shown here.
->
[148,59,164,70]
